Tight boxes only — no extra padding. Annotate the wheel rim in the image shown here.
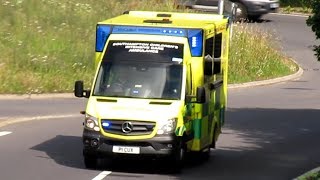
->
[235,3,247,20]
[236,7,243,18]
[179,147,185,161]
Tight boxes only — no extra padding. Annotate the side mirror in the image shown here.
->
[196,86,206,104]
[185,86,206,104]
[74,81,84,98]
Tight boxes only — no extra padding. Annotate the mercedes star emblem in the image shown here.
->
[121,122,133,133]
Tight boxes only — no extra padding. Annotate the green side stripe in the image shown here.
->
[193,118,201,139]
[176,126,187,136]
[175,128,179,136]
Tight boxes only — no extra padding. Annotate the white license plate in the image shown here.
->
[112,146,140,154]
[270,3,279,8]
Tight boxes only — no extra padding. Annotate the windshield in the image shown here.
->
[93,41,184,100]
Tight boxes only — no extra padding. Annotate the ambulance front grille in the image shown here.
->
[101,120,156,136]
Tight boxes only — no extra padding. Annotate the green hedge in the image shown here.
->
[280,0,314,8]
[306,0,320,61]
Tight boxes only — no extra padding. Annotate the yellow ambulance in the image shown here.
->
[74,10,231,171]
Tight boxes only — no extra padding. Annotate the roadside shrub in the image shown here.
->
[280,0,314,8]
[306,0,320,61]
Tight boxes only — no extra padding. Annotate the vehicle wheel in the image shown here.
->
[84,155,98,169]
[210,124,218,149]
[198,147,211,161]
[235,3,248,22]
[248,15,262,22]
[168,141,186,173]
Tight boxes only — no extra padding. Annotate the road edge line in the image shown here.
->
[0,114,81,128]
[0,93,75,100]
[271,12,310,18]
[0,131,12,136]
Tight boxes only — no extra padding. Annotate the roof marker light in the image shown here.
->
[96,25,111,52]
[188,29,203,57]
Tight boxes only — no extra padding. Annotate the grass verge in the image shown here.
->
[296,169,320,180]
[229,24,297,83]
[0,0,297,94]
[279,6,312,14]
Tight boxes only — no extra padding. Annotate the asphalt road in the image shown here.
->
[0,13,319,180]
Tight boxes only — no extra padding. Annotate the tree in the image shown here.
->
[306,0,320,61]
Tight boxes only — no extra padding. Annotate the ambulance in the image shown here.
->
[74,10,231,171]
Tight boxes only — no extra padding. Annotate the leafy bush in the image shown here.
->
[306,0,320,61]
[280,0,313,8]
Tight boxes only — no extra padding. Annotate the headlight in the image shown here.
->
[84,114,100,132]
[157,118,177,135]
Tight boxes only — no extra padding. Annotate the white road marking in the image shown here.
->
[0,114,81,128]
[92,171,112,180]
[0,131,12,137]
[271,12,309,18]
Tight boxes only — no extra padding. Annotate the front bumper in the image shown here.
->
[82,129,179,158]
[244,1,279,15]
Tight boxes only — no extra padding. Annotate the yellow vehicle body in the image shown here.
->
[75,10,230,169]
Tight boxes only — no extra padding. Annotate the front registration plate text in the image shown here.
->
[112,146,140,154]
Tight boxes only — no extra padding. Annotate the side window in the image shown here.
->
[205,37,214,57]
[204,37,214,76]
[214,33,222,58]
[204,33,223,76]
[213,33,222,74]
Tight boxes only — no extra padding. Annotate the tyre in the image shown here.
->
[235,2,248,22]
[210,124,218,149]
[248,15,262,22]
[168,141,186,174]
[200,147,211,161]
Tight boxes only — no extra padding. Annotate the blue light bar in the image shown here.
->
[96,25,203,57]
[188,29,203,57]
[112,26,186,37]
[96,25,111,52]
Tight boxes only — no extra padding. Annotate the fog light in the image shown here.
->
[84,139,90,145]
[91,139,99,147]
